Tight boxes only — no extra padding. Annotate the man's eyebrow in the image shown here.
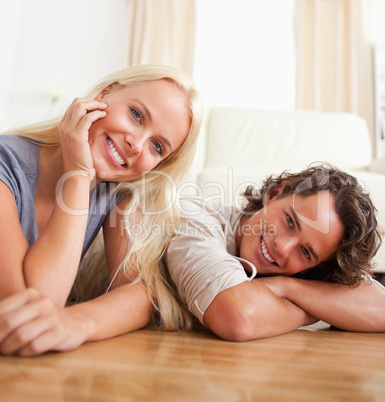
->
[135,100,173,151]
[290,207,302,230]
[290,207,319,263]
[306,243,319,263]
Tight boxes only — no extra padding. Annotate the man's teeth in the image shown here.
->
[261,238,275,263]
[107,138,125,166]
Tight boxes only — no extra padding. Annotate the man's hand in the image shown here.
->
[253,277,319,326]
[253,276,289,298]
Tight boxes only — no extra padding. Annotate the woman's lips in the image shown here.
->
[106,136,127,168]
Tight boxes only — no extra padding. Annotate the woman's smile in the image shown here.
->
[88,79,191,183]
[105,135,127,168]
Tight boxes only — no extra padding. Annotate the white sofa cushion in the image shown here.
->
[205,108,371,172]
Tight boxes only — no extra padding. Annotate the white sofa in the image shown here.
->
[183,107,385,273]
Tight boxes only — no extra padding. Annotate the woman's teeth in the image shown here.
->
[107,138,125,166]
[261,238,275,263]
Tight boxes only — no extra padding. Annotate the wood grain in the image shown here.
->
[1,323,384,401]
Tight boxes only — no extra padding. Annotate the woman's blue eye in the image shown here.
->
[131,108,141,121]
[152,140,164,155]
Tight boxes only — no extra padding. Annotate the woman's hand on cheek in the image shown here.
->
[58,98,107,177]
[0,289,90,357]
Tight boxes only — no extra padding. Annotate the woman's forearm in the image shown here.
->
[67,283,153,342]
[0,285,153,357]
[23,174,91,305]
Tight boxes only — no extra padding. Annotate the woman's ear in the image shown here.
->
[95,87,112,101]
[95,84,120,101]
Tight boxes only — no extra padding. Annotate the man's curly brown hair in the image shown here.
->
[241,164,381,286]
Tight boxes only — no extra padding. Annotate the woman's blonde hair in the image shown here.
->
[8,64,202,331]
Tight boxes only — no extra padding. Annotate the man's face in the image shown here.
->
[238,189,344,276]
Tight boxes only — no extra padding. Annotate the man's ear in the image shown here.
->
[264,184,285,205]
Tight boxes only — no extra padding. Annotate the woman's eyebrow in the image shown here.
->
[134,99,152,122]
[160,136,173,152]
[134,99,173,152]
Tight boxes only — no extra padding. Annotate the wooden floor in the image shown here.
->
[1,322,385,402]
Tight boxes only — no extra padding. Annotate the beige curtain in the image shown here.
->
[295,0,375,155]
[126,0,196,77]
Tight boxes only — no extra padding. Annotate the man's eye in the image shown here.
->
[152,140,164,155]
[302,247,310,259]
[131,108,142,121]
[286,215,294,227]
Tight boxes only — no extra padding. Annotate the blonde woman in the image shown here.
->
[0,65,202,356]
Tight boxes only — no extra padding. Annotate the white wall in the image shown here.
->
[193,0,296,110]
[1,0,297,130]
[0,0,128,130]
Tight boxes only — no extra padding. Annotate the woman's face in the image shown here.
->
[238,189,344,276]
[88,79,191,183]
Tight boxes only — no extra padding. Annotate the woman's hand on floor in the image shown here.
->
[0,288,94,357]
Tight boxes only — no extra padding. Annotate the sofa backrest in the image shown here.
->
[203,108,371,173]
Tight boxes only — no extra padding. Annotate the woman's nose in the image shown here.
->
[130,142,142,155]
[125,135,143,156]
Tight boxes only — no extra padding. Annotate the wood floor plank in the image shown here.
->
[0,324,384,401]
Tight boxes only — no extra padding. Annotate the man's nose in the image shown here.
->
[275,235,298,257]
